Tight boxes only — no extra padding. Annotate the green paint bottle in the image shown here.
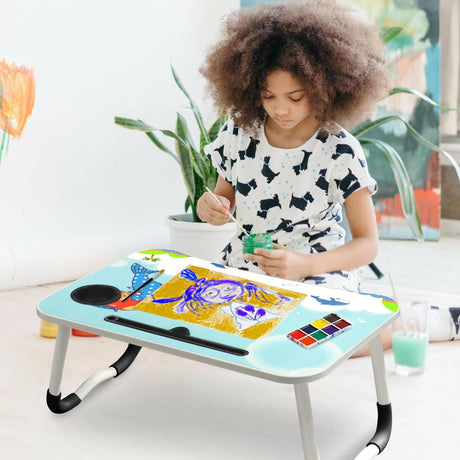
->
[242,233,273,254]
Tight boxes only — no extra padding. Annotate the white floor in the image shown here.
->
[2,221,460,460]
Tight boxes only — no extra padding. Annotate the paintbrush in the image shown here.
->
[205,186,250,236]
[389,273,409,335]
[122,269,165,303]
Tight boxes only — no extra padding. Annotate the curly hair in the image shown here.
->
[200,0,392,133]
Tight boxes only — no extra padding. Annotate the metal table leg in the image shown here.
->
[294,381,320,460]
[48,325,71,398]
[46,325,142,414]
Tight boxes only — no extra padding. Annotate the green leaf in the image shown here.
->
[354,114,460,183]
[361,138,423,241]
[174,112,197,152]
[174,114,196,203]
[175,112,208,181]
[185,195,191,213]
[115,116,179,163]
[114,117,154,131]
[192,173,205,222]
[144,131,179,163]
[380,26,403,44]
[199,131,206,157]
[353,114,424,139]
[208,114,228,140]
[389,87,457,111]
[171,65,210,145]
[351,115,396,138]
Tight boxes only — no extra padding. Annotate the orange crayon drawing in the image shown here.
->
[0,59,36,158]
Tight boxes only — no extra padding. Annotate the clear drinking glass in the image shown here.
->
[392,295,430,376]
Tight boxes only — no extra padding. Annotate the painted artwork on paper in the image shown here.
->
[343,0,441,240]
[0,59,36,161]
[135,265,306,339]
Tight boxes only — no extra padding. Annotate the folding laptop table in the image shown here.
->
[37,249,398,460]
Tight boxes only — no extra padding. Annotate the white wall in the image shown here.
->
[0,0,239,290]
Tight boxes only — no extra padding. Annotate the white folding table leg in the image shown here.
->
[48,324,71,396]
[294,382,320,460]
[369,335,390,405]
[46,334,142,414]
[354,334,392,459]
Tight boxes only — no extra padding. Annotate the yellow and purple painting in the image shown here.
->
[134,265,306,340]
[0,59,35,161]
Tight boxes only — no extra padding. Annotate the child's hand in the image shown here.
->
[244,247,313,280]
[197,191,232,225]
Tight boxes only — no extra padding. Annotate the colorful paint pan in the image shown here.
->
[288,329,306,340]
[287,313,352,350]
[300,324,318,334]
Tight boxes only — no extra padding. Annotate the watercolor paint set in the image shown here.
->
[287,313,352,349]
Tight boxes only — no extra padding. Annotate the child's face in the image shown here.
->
[260,70,315,132]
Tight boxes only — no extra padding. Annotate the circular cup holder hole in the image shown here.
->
[70,284,121,305]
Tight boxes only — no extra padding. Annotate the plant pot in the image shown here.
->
[166,214,236,262]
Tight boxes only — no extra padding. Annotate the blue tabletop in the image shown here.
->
[37,249,398,383]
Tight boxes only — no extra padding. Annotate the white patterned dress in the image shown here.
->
[204,119,377,291]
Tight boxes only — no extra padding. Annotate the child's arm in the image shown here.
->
[197,176,236,225]
[245,188,378,280]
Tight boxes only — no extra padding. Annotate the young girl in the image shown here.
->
[197,0,390,292]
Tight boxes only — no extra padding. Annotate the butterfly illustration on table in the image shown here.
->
[106,263,162,310]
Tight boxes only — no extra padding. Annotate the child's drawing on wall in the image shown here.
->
[0,59,36,161]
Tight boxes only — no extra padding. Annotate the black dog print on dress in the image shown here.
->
[257,194,281,218]
[261,156,280,183]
